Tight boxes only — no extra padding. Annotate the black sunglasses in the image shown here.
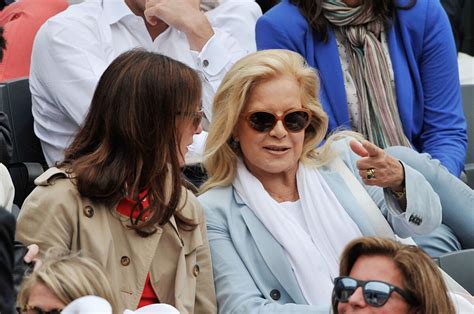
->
[333,276,416,307]
[16,305,62,314]
[242,108,312,133]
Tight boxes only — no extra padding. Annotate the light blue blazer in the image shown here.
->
[198,140,441,313]
[256,0,467,177]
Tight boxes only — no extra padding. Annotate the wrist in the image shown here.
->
[183,13,213,51]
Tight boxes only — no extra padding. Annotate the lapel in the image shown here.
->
[310,28,350,129]
[234,191,307,304]
[318,167,377,236]
[387,20,414,137]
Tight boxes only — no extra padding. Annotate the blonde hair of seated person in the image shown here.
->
[201,49,360,192]
[17,249,117,312]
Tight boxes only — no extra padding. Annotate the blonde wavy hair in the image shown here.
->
[334,237,455,314]
[201,49,358,192]
[17,249,118,312]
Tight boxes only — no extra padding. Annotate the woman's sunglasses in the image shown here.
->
[178,109,204,129]
[333,276,416,307]
[242,108,312,133]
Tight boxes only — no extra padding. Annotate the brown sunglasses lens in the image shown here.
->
[248,110,310,132]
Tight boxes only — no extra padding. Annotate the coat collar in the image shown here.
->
[235,190,307,304]
[310,28,349,129]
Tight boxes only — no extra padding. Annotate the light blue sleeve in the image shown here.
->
[332,138,442,238]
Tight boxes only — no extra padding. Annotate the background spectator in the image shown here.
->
[0,0,68,81]
[17,250,117,313]
[0,27,13,164]
[29,0,260,165]
[0,206,15,314]
[333,237,456,313]
[256,0,467,178]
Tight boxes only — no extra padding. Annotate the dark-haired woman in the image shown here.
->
[15,50,217,313]
[256,0,471,255]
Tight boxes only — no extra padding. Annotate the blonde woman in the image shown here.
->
[334,237,455,313]
[16,250,117,313]
[198,49,471,312]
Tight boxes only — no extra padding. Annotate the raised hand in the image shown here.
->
[349,139,405,191]
[144,0,213,51]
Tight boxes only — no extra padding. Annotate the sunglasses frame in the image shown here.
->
[241,108,313,133]
[333,276,416,307]
[178,109,204,129]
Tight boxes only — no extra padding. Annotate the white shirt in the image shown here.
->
[0,163,14,211]
[30,0,261,165]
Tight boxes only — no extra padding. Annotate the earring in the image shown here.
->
[229,138,240,150]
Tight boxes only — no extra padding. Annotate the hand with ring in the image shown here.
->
[349,140,405,191]
[366,168,376,180]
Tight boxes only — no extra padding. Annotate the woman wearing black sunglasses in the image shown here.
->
[196,49,474,313]
[333,237,455,313]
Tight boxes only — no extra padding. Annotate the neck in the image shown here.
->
[124,0,169,41]
[255,169,299,203]
[144,21,169,41]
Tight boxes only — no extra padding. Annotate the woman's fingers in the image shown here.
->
[354,141,404,188]
[24,244,39,263]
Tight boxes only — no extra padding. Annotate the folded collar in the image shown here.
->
[102,0,135,25]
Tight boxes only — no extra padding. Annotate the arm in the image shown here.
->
[200,195,328,314]
[30,18,111,128]
[194,208,218,313]
[145,0,261,122]
[256,7,308,56]
[15,180,76,256]
[335,138,441,238]
[198,1,261,122]
[0,207,15,313]
[417,0,466,176]
[0,112,13,164]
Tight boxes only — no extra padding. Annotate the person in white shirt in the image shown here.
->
[30,0,261,166]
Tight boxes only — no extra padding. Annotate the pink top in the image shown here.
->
[0,0,68,81]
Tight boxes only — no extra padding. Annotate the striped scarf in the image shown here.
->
[322,0,411,148]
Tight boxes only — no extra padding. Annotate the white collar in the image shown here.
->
[102,0,135,25]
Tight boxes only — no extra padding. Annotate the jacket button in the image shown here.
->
[121,256,130,266]
[193,264,200,277]
[83,206,94,218]
[270,289,280,301]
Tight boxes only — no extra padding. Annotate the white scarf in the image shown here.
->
[233,160,362,305]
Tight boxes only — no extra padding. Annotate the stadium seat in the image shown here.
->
[0,78,46,206]
[433,249,474,295]
[462,84,474,188]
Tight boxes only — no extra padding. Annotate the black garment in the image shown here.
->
[0,112,13,164]
[256,0,280,13]
[0,207,15,314]
[441,0,474,55]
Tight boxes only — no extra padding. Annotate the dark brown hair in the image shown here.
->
[60,49,201,235]
[289,0,416,42]
[333,237,455,314]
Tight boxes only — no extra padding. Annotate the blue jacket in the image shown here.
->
[198,140,442,313]
[256,0,467,176]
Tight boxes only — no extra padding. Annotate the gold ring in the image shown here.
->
[366,168,376,180]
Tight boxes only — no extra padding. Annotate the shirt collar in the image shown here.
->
[102,0,136,25]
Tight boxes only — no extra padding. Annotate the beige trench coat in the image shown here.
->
[16,168,217,313]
